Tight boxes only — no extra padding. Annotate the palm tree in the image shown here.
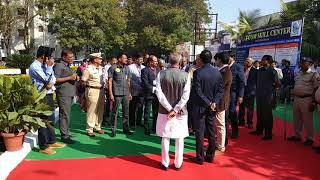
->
[238,9,261,36]
[220,9,279,43]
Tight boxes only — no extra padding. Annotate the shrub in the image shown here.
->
[6,54,34,74]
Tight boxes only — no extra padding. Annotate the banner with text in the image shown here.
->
[236,19,304,66]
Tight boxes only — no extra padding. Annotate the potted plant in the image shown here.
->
[0,75,52,151]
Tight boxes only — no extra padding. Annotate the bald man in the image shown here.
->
[141,55,160,135]
[238,58,257,129]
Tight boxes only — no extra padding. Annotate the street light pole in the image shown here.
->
[193,12,218,61]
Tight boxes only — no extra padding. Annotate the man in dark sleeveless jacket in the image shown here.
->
[155,53,191,171]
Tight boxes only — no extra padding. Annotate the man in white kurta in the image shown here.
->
[155,53,191,170]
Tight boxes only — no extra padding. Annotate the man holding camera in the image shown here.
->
[29,46,65,155]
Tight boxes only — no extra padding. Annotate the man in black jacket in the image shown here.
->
[141,55,160,135]
[191,50,224,165]
[250,55,280,140]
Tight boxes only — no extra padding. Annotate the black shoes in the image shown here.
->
[174,165,182,171]
[238,121,245,126]
[144,126,151,136]
[61,137,75,144]
[304,139,314,146]
[262,135,272,141]
[231,133,238,139]
[287,136,302,141]
[159,162,183,171]
[190,157,204,165]
[144,131,150,136]
[159,162,168,171]
[248,124,253,129]
[110,131,116,137]
[249,131,263,136]
[313,146,320,154]
[204,156,214,163]
[124,131,133,136]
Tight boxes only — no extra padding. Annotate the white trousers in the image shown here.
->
[161,137,184,168]
[215,110,226,152]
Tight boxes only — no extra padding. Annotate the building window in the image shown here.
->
[38,26,44,32]
[18,29,25,37]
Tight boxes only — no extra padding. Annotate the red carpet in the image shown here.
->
[8,118,320,180]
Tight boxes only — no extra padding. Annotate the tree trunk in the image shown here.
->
[20,68,27,74]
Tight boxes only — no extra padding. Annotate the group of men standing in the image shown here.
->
[29,43,320,167]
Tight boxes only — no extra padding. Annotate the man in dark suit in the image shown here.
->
[141,55,160,135]
[238,58,257,129]
[250,55,280,140]
[228,52,245,139]
[191,50,224,164]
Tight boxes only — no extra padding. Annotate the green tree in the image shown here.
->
[39,0,135,55]
[126,0,209,56]
[0,0,19,57]
[280,0,320,59]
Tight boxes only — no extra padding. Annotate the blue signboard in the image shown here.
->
[236,19,304,66]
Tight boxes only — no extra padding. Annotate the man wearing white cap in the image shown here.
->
[82,52,105,137]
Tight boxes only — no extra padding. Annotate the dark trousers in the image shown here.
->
[129,96,144,128]
[111,95,130,133]
[193,109,215,162]
[57,95,73,139]
[238,94,255,126]
[38,94,56,150]
[228,91,238,135]
[187,100,194,131]
[144,96,159,132]
[103,89,111,124]
[256,95,273,136]
[280,85,291,104]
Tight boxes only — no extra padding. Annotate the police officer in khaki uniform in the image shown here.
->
[288,57,320,146]
[82,53,105,137]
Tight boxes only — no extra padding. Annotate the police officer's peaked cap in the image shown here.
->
[89,52,103,59]
[301,57,313,63]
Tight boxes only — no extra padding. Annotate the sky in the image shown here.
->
[210,0,296,23]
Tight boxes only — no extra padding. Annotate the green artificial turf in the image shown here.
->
[26,103,320,160]
[272,103,320,132]
[26,104,196,160]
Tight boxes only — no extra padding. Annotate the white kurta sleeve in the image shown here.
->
[173,75,191,113]
[155,73,173,112]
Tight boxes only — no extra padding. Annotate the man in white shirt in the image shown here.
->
[103,56,117,124]
[128,53,145,129]
[271,61,283,80]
